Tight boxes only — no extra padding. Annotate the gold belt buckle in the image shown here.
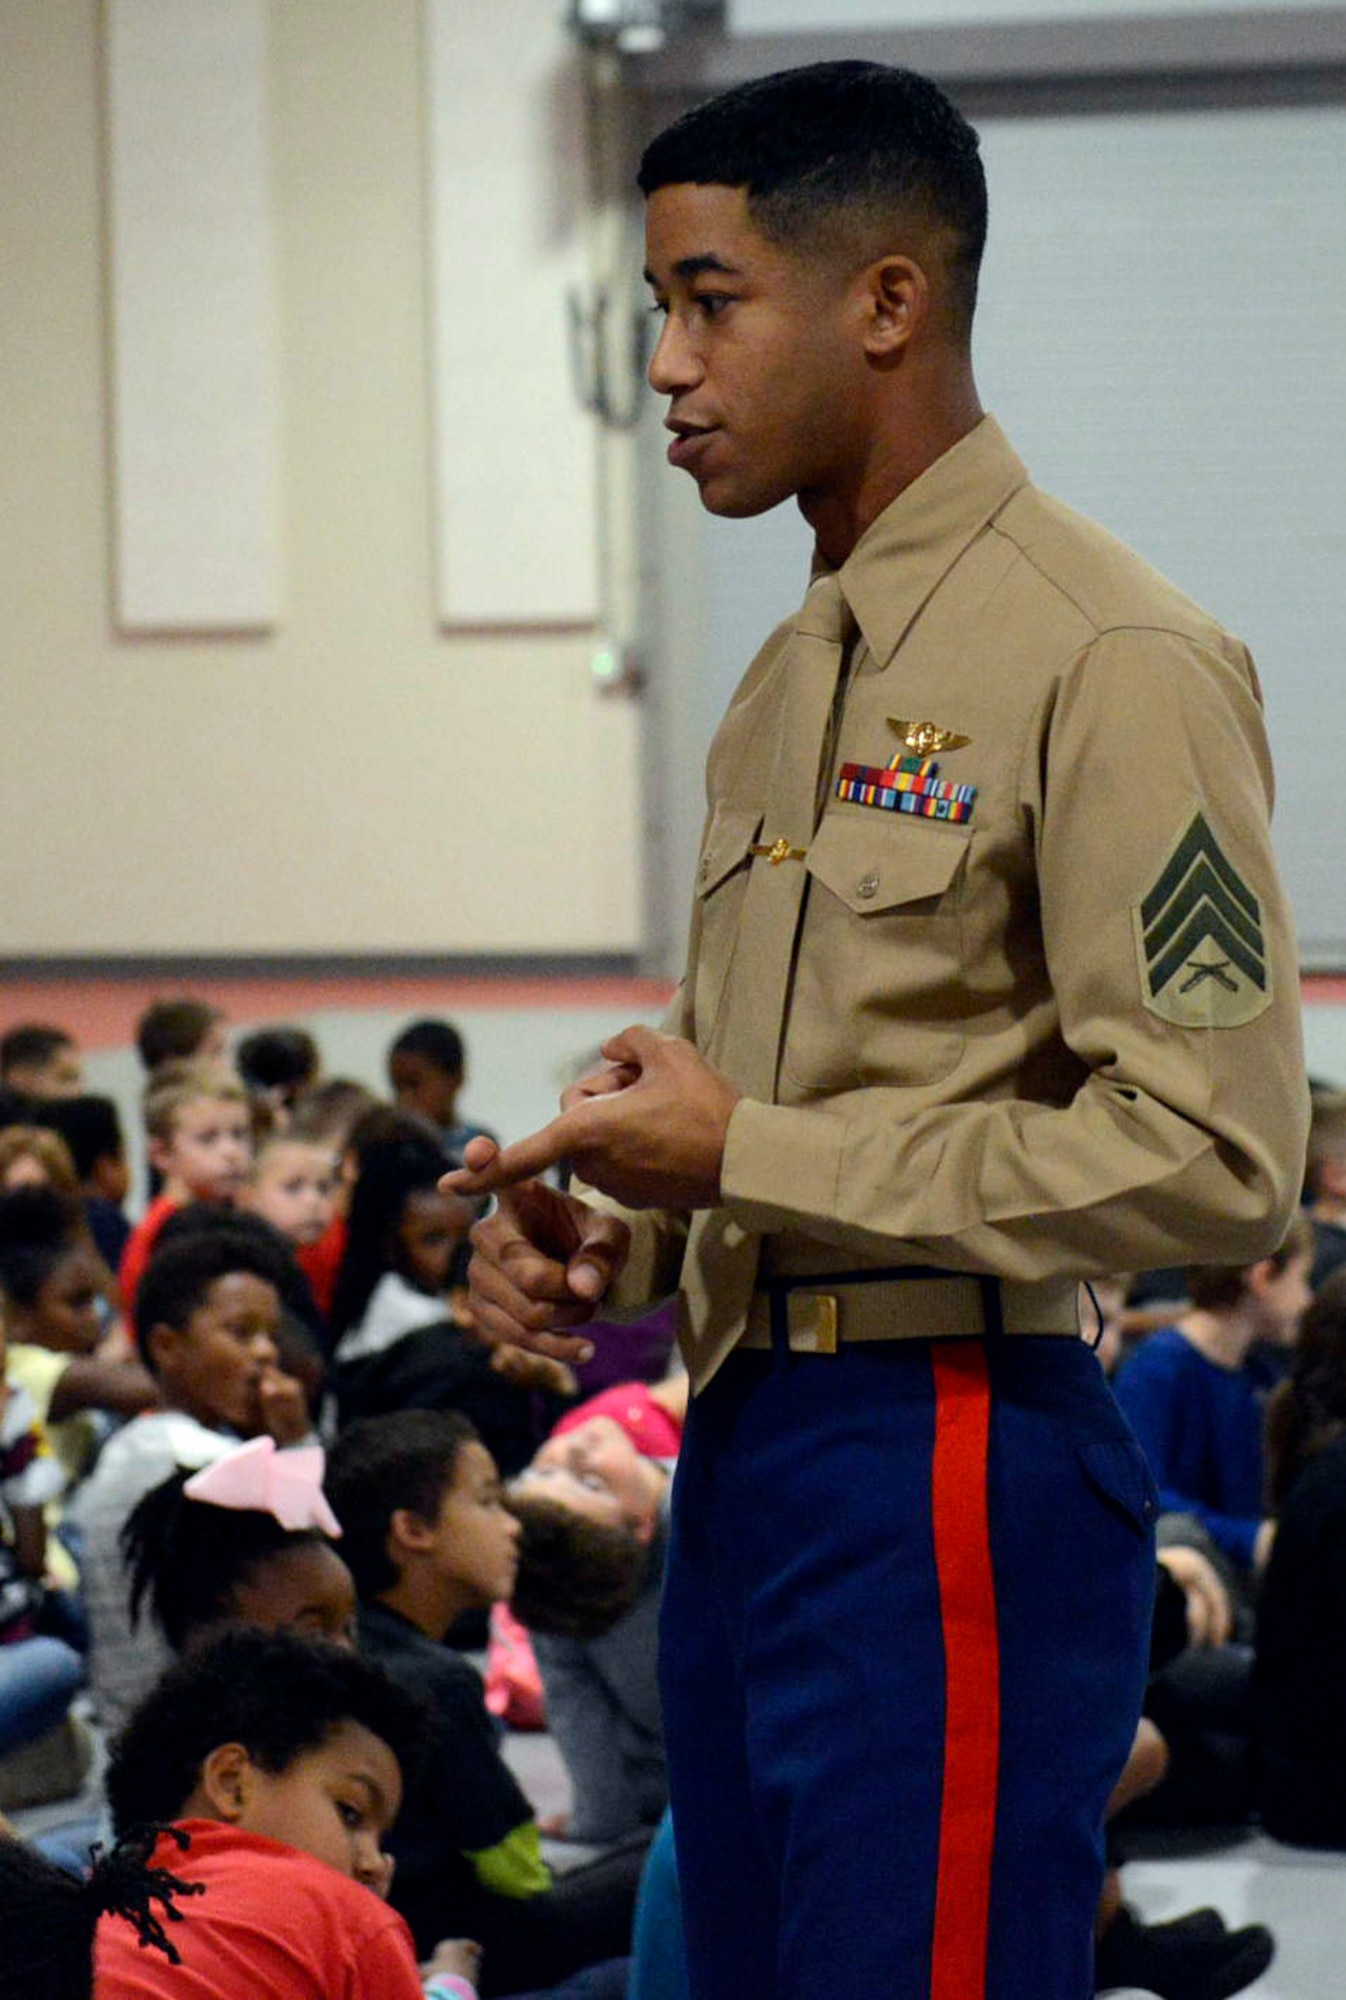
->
[795,1293,838,1354]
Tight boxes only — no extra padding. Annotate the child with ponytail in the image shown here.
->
[121,1434,356,1654]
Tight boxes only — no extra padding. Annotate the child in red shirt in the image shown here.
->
[93,1625,479,1999]
[119,1062,254,1310]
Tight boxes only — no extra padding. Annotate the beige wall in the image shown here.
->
[0,0,642,957]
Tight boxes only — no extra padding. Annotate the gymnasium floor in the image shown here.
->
[501,1728,1346,1998]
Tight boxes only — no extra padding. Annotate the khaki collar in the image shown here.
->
[823,415,1028,669]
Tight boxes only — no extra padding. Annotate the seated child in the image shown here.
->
[154,1203,331,1408]
[37,1092,135,1271]
[387,1018,497,1162]
[0,1124,83,1202]
[122,1434,356,1654]
[1303,1089,1346,1290]
[0,1186,157,1492]
[1256,1268,1346,1846]
[282,1083,382,1321]
[0,1820,202,1997]
[241,1130,339,1262]
[0,1024,82,1101]
[0,1305,83,1766]
[332,1136,554,1476]
[118,1061,253,1309]
[135,997,229,1075]
[69,1227,310,1734]
[506,1380,684,1845]
[94,1625,479,1999]
[1112,1219,1312,1596]
[236,1025,322,1125]
[325,1411,638,1995]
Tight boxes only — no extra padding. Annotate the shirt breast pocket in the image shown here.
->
[783,809,971,1093]
[691,804,763,1047]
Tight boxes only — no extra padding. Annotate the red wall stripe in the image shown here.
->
[0,975,677,1055]
[929,1340,1000,2000]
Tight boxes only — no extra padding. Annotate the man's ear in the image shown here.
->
[196,1742,254,1823]
[147,1132,174,1175]
[859,253,929,359]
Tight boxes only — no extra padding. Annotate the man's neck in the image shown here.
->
[803,370,984,568]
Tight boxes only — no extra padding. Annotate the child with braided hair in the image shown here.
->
[93,1625,480,1999]
[0,1816,203,1998]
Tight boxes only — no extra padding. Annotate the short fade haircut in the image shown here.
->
[389,1018,464,1078]
[133,1224,292,1369]
[638,60,986,335]
[324,1409,478,1598]
[507,1494,647,1641]
[1185,1213,1314,1315]
[136,997,226,1073]
[0,1023,76,1080]
[142,1058,247,1146]
[105,1626,425,1834]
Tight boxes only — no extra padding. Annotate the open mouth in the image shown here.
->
[666,422,718,470]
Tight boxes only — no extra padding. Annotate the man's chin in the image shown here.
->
[695,477,788,520]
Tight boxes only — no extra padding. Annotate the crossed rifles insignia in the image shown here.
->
[1133,811,1271,1028]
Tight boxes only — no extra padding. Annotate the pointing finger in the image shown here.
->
[441,1113,580,1198]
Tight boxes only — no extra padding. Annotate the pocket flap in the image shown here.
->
[696,806,763,899]
[1077,1438,1159,1539]
[806,810,970,915]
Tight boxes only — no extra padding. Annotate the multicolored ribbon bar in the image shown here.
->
[837,760,977,823]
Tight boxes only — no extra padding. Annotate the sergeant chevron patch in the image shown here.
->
[1133,810,1271,1028]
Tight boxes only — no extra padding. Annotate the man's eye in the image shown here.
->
[694,292,733,317]
[337,1802,363,1829]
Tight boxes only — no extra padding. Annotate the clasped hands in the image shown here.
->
[441,1025,739,1362]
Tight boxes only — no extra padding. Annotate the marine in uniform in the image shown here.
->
[449,62,1308,2000]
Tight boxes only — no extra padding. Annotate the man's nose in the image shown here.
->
[647,313,700,395]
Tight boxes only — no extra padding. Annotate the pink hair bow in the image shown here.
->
[183,1436,342,1538]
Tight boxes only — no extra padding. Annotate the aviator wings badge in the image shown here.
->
[887,717,971,758]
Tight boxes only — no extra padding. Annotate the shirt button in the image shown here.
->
[857,873,879,900]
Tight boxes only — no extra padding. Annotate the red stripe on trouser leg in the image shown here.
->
[929,1341,1000,2000]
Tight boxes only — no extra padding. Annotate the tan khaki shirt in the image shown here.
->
[611,417,1308,1389]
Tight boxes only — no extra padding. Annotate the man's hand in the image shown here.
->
[443,1024,740,1212]
[464,1177,632,1361]
[489,1343,579,1399]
